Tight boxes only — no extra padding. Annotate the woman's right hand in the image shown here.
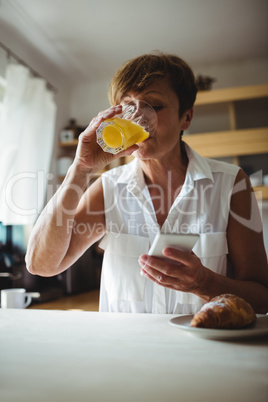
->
[73,105,138,174]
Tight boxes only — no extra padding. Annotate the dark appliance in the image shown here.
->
[0,224,102,303]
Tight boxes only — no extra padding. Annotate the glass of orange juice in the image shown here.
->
[96,100,157,154]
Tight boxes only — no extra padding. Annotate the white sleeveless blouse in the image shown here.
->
[99,144,240,314]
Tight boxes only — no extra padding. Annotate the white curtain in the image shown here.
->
[0,63,56,225]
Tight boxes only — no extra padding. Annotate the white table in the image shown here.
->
[0,309,267,402]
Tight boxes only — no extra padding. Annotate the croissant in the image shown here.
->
[190,294,256,329]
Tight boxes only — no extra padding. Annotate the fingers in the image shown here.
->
[138,250,200,292]
[119,144,139,156]
[75,104,139,172]
[139,255,183,289]
[162,247,196,266]
[139,254,183,279]
[140,268,177,290]
[139,248,195,271]
[82,105,123,137]
[96,104,122,121]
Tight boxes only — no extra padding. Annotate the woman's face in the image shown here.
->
[120,78,192,161]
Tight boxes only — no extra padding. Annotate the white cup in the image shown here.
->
[0,288,40,309]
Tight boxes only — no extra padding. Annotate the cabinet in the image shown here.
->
[59,84,268,199]
[183,84,268,200]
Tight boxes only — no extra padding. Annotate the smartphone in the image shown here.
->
[148,233,199,257]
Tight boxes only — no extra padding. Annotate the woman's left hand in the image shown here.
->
[138,247,210,295]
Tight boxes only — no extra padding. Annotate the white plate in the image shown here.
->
[169,314,268,340]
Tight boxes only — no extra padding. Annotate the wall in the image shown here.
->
[69,56,268,254]
[70,78,111,126]
[70,56,268,125]
[193,57,268,89]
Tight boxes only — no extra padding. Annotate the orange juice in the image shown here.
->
[97,117,149,154]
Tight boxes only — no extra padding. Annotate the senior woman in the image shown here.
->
[26,53,268,314]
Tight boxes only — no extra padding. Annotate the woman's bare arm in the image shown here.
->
[26,105,138,277]
[25,173,105,277]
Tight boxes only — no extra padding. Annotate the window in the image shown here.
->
[0,75,6,120]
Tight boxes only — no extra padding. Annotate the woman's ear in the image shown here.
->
[181,108,193,130]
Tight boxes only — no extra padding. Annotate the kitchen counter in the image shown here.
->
[29,289,100,311]
[0,309,267,402]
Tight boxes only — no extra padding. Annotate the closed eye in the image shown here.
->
[152,106,164,112]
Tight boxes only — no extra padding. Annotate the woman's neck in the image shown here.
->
[140,143,188,187]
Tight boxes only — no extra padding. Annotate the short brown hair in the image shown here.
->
[108,52,197,118]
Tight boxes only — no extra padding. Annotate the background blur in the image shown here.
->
[0,0,267,300]
[1,0,267,127]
